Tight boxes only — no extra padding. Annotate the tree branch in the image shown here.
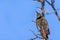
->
[45,0,60,20]
[30,29,43,40]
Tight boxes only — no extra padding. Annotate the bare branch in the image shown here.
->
[41,0,45,17]
[33,0,44,3]
[51,0,55,5]
[45,0,60,20]
[29,29,43,40]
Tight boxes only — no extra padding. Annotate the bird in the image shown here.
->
[36,11,42,29]
[36,11,50,39]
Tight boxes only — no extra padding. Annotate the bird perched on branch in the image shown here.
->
[36,11,50,39]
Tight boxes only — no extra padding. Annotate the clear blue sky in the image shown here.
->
[0,0,60,40]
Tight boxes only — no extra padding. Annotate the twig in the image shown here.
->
[29,29,43,40]
[41,0,45,17]
[45,0,60,20]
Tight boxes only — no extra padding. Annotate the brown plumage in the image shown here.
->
[36,12,50,39]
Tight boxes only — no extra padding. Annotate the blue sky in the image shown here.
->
[0,0,60,40]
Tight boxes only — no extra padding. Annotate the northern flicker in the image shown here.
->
[36,11,50,39]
